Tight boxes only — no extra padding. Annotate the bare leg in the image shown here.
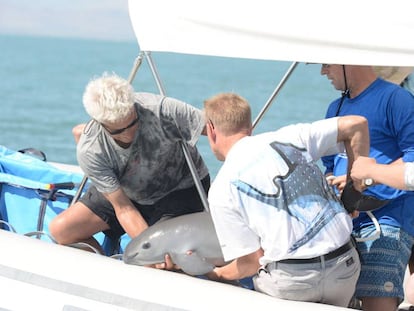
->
[49,201,110,254]
[360,296,398,311]
[406,273,414,305]
[67,123,104,252]
[409,248,414,274]
[405,250,414,307]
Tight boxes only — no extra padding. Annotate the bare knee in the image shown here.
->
[48,203,85,245]
[49,215,71,244]
[49,216,105,254]
[49,202,109,246]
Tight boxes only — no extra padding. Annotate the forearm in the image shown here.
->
[370,163,406,190]
[206,248,263,281]
[116,208,148,238]
[351,157,407,190]
[104,189,148,238]
[337,116,370,178]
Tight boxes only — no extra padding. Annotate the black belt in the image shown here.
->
[277,240,354,265]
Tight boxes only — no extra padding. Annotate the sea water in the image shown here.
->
[0,34,338,178]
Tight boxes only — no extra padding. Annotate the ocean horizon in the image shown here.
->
[0,34,338,178]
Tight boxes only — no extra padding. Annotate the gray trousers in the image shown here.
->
[254,247,360,308]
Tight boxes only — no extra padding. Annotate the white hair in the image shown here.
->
[82,72,135,123]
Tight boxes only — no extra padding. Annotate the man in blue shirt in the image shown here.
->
[321,64,414,311]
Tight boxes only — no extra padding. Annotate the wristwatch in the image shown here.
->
[363,178,374,186]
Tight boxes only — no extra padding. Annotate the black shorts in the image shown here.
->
[79,175,210,240]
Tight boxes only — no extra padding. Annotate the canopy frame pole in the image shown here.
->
[70,52,145,206]
[127,52,145,84]
[253,61,299,130]
[143,51,167,96]
[143,51,210,212]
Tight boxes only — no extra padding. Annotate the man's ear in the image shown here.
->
[207,122,216,142]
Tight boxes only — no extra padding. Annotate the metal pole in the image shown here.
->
[253,61,298,130]
[144,52,210,212]
[181,143,210,212]
[127,52,144,84]
[70,175,88,205]
[144,51,167,96]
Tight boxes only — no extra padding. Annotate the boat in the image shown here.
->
[1,0,414,309]
[0,149,348,311]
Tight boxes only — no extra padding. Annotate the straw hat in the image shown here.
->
[373,66,413,85]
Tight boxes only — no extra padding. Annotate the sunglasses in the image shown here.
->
[102,109,139,135]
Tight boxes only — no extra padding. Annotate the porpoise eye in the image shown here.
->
[142,242,151,249]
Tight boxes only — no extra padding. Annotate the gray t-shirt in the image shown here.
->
[77,92,209,205]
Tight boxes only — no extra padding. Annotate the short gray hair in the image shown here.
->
[83,72,135,123]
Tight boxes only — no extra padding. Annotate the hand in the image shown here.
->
[151,254,181,271]
[351,156,376,181]
[349,210,360,219]
[326,175,347,194]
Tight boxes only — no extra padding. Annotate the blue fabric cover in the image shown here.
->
[0,146,94,241]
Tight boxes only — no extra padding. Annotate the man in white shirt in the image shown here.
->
[203,93,369,307]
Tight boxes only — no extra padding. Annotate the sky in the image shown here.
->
[0,0,135,42]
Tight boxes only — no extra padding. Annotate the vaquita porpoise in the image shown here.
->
[123,211,227,275]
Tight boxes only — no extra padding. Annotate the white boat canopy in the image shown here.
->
[128,0,414,66]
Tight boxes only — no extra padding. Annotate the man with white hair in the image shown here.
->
[49,73,210,254]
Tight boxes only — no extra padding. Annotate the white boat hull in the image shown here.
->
[0,230,349,310]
